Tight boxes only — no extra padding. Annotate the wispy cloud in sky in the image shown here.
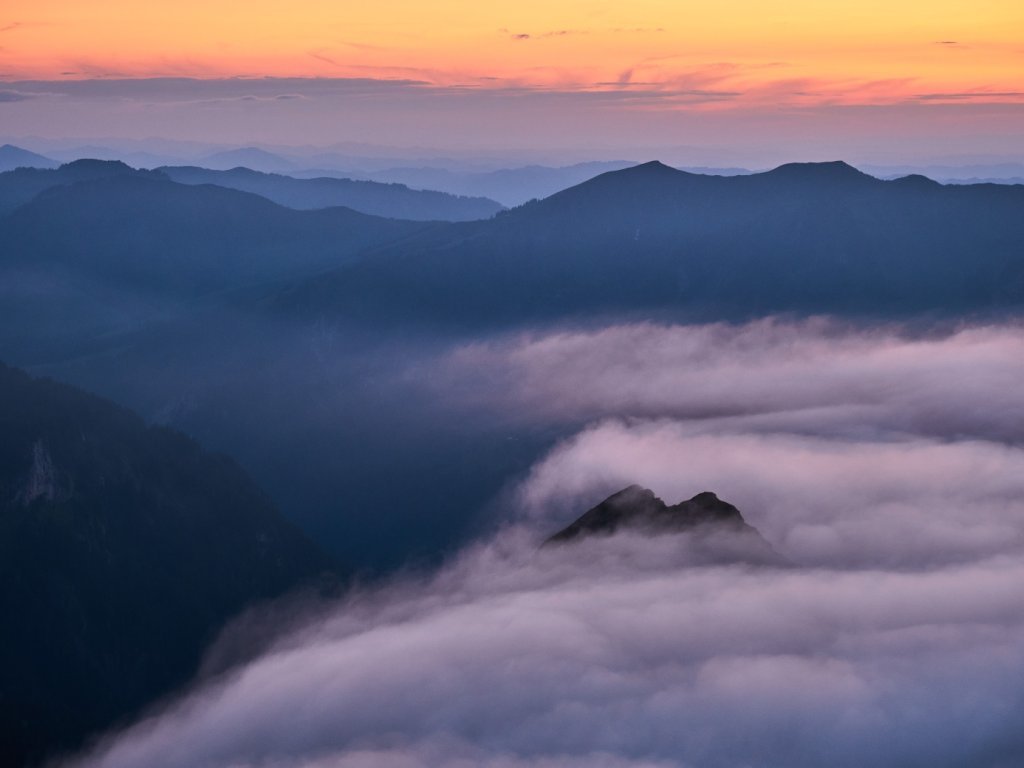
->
[0,89,32,101]
[0,76,1020,163]
[1,0,1020,163]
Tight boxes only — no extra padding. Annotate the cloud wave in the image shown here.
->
[66,319,1024,768]
[67,527,1024,768]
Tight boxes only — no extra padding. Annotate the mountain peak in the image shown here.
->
[59,158,134,174]
[635,160,676,171]
[546,160,686,202]
[763,160,874,183]
[616,160,683,178]
[543,485,785,565]
[690,490,721,503]
[202,147,296,172]
[0,144,59,171]
[890,173,942,188]
[546,486,748,544]
[608,483,659,501]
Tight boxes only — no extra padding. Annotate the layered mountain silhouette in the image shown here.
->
[278,160,1024,326]
[0,144,58,173]
[0,161,434,362]
[1,166,426,292]
[160,165,503,221]
[300,161,640,207]
[0,362,341,767]
[200,146,300,173]
[546,485,783,565]
[295,162,750,207]
[7,158,1024,335]
[0,158,153,215]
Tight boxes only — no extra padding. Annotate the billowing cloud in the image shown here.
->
[66,526,1024,768]
[517,421,1024,567]
[432,320,1024,564]
[63,319,1024,767]
[433,319,1024,443]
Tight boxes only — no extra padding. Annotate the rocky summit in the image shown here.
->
[545,485,785,565]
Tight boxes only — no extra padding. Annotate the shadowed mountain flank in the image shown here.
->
[0,363,342,767]
[0,159,150,215]
[0,166,435,362]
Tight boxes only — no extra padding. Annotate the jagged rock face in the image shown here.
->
[545,485,784,566]
[547,485,748,542]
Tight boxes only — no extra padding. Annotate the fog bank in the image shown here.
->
[65,318,1024,768]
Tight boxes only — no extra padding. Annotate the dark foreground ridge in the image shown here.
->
[545,485,784,564]
[0,362,343,767]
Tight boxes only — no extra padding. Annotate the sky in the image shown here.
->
[1,1,1023,163]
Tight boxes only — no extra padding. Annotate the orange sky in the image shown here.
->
[2,0,1022,107]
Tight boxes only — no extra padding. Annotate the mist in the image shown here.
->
[58,317,1024,768]
[64,526,1024,768]
[431,319,1024,442]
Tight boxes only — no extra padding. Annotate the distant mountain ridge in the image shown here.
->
[0,166,429,297]
[295,161,641,206]
[200,146,300,173]
[0,144,58,173]
[0,158,151,215]
[0,161,433,362]
[159,165,504,221]
[0,158,502,222]
[276,159,1024,326]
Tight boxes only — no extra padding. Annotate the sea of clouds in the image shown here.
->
[67,319,1024,768]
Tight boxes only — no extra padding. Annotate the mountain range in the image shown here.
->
[0,160,431,361]
[293,161,641,206]
[277,160,1024,327]
[0,158,498,221]
[159,165,503,221]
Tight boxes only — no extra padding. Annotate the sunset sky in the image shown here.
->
[1,1,1022,163]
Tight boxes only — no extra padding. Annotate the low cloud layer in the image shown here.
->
[67,528,1024,768]
[518,422,1024,568]
[442,320,1024,565]
[439,319,1024,443]
[66,319,1024,768]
